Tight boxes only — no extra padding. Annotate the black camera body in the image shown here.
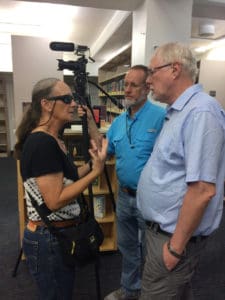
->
[57,57,88,72]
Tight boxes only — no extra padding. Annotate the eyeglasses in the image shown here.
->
[47,94,75,104]
[124,82,146,89]
[148,63,172,76]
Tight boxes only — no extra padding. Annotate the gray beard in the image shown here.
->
[124,97,146,109]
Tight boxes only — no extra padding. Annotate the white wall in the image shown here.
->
[11,36,63,147]
[0,43,12,72]
[9,35,100,150]
[132,0,193,66]
[199,59,225,109]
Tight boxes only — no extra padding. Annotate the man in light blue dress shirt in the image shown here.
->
[137,42,225,300]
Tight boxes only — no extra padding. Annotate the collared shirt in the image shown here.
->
[137,84,225,235]
[107,100,166,189]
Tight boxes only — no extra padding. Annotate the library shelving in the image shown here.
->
[0,78,10,157]
[98,73,126,122]
[63,127,118,251]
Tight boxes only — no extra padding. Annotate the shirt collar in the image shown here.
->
[166,84,203,116]
[126,100,150,119]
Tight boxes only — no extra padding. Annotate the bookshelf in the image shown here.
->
[63,128,118,252]
[0,78,10,157]
[75,158,117,251]
[98,73,126,122]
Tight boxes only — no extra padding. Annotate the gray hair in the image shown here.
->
[154,42,198,82]
[130,65,149,82]
[14,78,61,159]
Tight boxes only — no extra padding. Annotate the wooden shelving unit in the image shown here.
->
[64,128,118,252]
[79,160,117,252]
[0,78,10,157]
[99,73,125,96]
[98,74,126,123]
[97,46,131,122]
[99,73,125,111]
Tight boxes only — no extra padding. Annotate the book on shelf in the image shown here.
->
[93,195,106,219]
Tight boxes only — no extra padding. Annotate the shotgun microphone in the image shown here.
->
[50,42,75,51]
[50,42,89,52]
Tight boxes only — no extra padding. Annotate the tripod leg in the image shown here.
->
[104,165,116,212]
[95,257,102,300]
[12,247,23,277]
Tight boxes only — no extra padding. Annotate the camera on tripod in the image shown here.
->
[49,40,123,110]
[50,41,89,74]
[57,56,88,72]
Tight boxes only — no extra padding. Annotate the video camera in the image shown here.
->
[49,41,91,100]
[49,40,123,108]
[50,41,89,72]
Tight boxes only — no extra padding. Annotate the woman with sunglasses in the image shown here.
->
[14,78,108,299]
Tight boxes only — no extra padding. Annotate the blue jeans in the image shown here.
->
[23,226,75,300]
[116,187,146,293]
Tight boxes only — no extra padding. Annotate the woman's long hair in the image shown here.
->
[14,78,60,159]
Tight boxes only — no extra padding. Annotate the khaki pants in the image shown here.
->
[140,227,207,300]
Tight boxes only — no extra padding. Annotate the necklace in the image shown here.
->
[126,115,136,149]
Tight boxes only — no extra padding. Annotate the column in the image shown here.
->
[132,0,193,66]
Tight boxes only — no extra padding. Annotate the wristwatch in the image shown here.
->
[167,241,184,259]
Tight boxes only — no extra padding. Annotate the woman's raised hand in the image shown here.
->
[89,138,108,175]
[77,105,93,121]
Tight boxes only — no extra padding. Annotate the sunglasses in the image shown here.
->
[47,94,75,104]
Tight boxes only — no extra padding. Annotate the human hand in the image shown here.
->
[88,138,108,175]
[77,105,93,121]
[162,242,180,271]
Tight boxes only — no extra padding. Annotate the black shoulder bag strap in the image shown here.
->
[77,193,91,221]
[26,190,90,232]
[26,190,57,234]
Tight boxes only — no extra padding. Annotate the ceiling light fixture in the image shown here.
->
[199,24,215,37]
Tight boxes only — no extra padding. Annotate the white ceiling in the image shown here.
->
[1,0,225,71]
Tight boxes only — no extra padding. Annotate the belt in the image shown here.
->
[145,221,208,243]
[27,219,78,231]
[121,187,136,197]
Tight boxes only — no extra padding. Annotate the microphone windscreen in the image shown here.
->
[49,42,75,52]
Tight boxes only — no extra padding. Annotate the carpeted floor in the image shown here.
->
[0,156,225,299]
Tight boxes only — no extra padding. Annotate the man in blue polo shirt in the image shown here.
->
[137,43,225,299]
[80,65,165,299]
[104,65,165,300]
